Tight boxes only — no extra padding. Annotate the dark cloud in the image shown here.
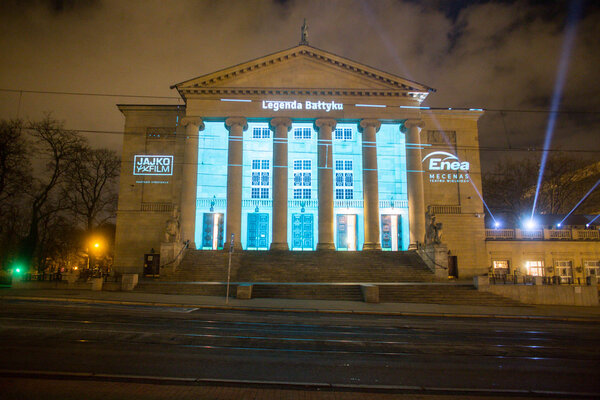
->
[0,0,598,170]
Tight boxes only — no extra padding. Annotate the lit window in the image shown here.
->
[335,159,353,199]
[492,260,510,275]
[526,260,544,276]
[293,188,311,199]
[554,260,572,283]
[251,159,270,199]
[584,260,600,276]
[294,127,311,140]
[334,128,352,141]
[253,127,270,139]
[293,159,311,198]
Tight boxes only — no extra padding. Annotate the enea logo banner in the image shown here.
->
[133,155,173,175]
[422,151,470,183]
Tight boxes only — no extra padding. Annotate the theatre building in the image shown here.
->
[114,43,488,278]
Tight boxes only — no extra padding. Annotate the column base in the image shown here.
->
[186,241,196,250]
[362,242,381,251]
[408,243,418,250]
[316,243,336,251]
[270,242,289,251]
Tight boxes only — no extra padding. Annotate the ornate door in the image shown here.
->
[247,213,269,250]
[201,213,224,250]
[292,213,314,250]
[381,215,402,251]
[336,214,357,250]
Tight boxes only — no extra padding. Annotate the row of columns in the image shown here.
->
[178,116,426,251]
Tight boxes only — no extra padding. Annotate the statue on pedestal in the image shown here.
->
[300,18,309,45]
[425,207,443,245]
[164,206,181,243]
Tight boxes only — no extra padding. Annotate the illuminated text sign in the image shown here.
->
[422,151,470,183]
[133,155,173,175]
[262,100,343,112]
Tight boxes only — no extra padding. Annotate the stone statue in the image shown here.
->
[300,18,308,45]
[164,206,181,243]
[425,208,443,245]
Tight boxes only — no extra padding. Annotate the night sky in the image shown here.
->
[1,0,598,171]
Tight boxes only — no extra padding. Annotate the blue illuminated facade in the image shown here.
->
[194,120,408,251]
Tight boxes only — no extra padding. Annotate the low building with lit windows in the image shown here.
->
[485,215,600,284]
[113,43,507,279]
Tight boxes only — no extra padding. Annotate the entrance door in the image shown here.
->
[448,255,458,278]
[247,213,269,250]
[337,214,357,251]
[201,213,224,250]
[292,213,314,250]
[381,215,402,251]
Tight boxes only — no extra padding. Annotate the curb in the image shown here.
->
[1,369,598,398]
[2,294,600,322]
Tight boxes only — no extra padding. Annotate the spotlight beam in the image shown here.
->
[531,0,583,218]
[558,178,600,226]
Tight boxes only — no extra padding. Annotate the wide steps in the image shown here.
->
[163,249,438,283]
[251,284,363,301]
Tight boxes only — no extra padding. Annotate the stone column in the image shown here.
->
[225,117,247,251]
[315,118,337,250]
[180,117,204,249]
[270,117,292,250]
[359,119,382,251]
[404,119,426,248]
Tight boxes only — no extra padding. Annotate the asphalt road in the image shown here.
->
[1,299,599,397]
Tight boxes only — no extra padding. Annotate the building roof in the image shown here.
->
[170,44,435,103]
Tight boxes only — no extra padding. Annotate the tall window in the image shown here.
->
[334,128,352,141]
[526,260,544,276]
[251,159,269,199]
[584,260,600,276]
[253,127,270,139]
[335,160,353,200]
[294,127,312,140]
[293,159,311,199]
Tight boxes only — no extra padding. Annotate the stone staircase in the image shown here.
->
[160,250,437,283]
[134,249,523,306]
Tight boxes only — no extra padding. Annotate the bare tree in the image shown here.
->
[19,116,85,269]
[0,119,30,208]
[483,153,600,225]
[63,148,120,232]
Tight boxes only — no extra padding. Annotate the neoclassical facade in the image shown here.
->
[114,44,487,277]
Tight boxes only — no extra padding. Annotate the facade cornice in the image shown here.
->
[178,87,428,101]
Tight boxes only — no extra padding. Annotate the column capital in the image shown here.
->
[402,119,425,131]
[315,118,337,130]
[359,119,381,133]
[181,116,204,130]
[270,117,292,132]
[225,117,248,131]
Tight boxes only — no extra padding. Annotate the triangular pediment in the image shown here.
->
[172,45,433,100]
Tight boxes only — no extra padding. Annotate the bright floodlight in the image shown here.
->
[494,221,500,228]
[557,223,562,228]
[586,223,590,228]
[524,219,536,230]
[94,243,100,248]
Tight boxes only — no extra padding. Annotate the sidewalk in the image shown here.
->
[2,286,600,321]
